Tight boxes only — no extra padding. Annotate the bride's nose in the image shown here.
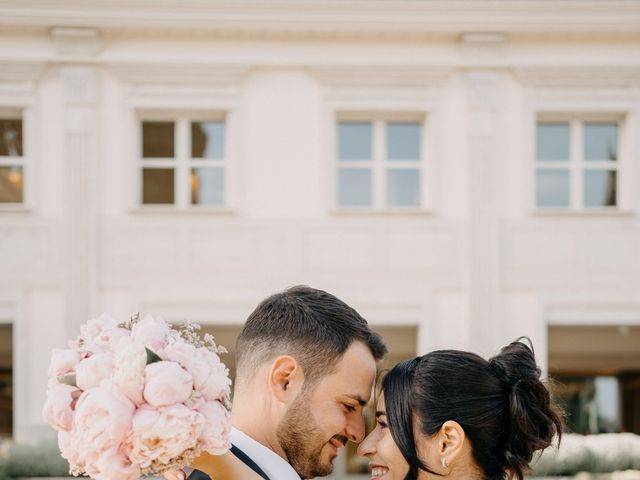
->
[357,431,376,457]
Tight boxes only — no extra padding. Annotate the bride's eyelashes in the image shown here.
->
[376,419,388,429]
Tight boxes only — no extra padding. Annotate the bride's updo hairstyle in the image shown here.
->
[382,339,563,480]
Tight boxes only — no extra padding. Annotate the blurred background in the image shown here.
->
[0,0,639,478]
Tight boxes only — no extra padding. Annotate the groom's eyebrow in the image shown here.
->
[345,394,367,407]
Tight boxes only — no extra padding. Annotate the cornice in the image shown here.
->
[0,59,46,84]
[513,66,640,88]
[107,62,251,86]
[310,65,451,89]
[1,1,640,37]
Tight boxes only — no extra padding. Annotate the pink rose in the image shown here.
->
[48,349,80,377]
[128,404,203,467]
[72,385,135,454]
[42,383,78,431]
[112,336,147,405]
[91,446,140,480]
[197,400,231,455]
[143,361,193,407]
[131,314,171,352]
[76,353,114,391]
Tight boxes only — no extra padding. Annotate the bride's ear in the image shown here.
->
[437,420,466,469]
[268,355,304,405]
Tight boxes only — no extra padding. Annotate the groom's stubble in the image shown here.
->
[276,389,347,479]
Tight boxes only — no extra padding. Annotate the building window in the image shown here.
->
[535,119,619,210]
[140,117,226,207]
[336,118,423,209]
[0,118,24,204]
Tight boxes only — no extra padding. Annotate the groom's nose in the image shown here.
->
[346,414,366,442]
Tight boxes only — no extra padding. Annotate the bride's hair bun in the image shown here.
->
[488,339,564,480]
[381,338,563,480]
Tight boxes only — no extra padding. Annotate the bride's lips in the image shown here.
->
[369,463,389,479]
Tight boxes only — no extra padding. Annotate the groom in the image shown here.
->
[192,285,387,479]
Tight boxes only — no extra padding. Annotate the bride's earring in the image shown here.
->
[441,458,449,469]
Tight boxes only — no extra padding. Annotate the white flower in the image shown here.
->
[131,314,171,352]
[75,353,114,391]
[112,336,147,405]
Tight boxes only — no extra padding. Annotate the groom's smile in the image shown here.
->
[278,340,378,478]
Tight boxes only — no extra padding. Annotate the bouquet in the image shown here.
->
[42,313,232,480]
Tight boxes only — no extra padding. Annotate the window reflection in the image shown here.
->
[0,166,23,203]
[142,168,174,204]
[191,122,224,159]
[142,122,174,158]
[0,119,22,157]
[191,168,224,206]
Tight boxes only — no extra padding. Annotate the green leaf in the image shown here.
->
[145,347,162,365]
[57,374,77,387]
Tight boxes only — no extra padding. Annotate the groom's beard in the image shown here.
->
[276,393,340,479]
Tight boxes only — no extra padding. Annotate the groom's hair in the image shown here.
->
[236,285,387,387]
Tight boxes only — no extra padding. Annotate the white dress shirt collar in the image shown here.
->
[230,427,301,480]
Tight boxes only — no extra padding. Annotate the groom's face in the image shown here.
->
[277,341,377,478]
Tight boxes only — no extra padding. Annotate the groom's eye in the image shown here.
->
[343,403,357,413]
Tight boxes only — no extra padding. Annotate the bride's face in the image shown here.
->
[357,395,410,480]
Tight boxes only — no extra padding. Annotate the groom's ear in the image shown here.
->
[268,355,304,405]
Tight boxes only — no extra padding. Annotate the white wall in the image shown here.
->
[0,1,639,446]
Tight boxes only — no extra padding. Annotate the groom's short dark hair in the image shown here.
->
[236,285,387,387]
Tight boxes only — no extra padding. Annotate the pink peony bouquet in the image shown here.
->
[42,313,232,480]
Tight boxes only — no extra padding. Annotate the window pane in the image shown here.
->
[337,122,372,161]
[386,122,421,161]
[584,123,618,161]
[0,166,23,203]
[337,168,372,206]
[192,121,224,159]
[191,167,224,206]
[387,169,420,207]
[584,170,617,207]
[536,123,570,162]
[536,169,570,208]
[142,168,174,204]
[142,122,174,158]
[0,119,22,157]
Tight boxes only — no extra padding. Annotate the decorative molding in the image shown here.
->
[50,27,102,56]
[513,66,640,88]
[108,62,250,86]
[0,60,46,84]
[1,1,640,36]
[310,65,451,89]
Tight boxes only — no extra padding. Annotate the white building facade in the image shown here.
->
[0,1,640,476]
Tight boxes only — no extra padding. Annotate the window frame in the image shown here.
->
[333,112,428,211]
[0,108,32,210]
[136,111,230,210]
[530,110,631,215]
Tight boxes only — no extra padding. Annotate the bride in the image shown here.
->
[168,338,562,480]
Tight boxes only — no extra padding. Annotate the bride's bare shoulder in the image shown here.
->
[191,452,263,480]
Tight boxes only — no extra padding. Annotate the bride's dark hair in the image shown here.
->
[382,339,563,480]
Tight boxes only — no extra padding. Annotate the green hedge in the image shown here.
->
[0,439,69,479]
[532,433,640,476]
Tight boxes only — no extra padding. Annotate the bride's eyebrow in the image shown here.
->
[375,411,386,418]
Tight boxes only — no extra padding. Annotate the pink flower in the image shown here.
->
[42,383,78,431]
[197,400,231,455]
[194,348,231,401]
[91,446,140,480]
[112,336,147,405]
[76,352,114,391]
[144,361,193,407]
[48,349,80,378]
[131,314,171,352]
[58,430,82,469]
[72,385,135,454]
[128,404,203,467]
[79,313,124,354]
